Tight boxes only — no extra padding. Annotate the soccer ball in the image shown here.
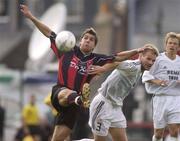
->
[55,30,76,52]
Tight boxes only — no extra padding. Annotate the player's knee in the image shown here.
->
[169,126,179,137]
[57,89,70,106]
[152,135,163,141]
[57,89,75,106]
[58,98,68,106]
[154,129,164,139]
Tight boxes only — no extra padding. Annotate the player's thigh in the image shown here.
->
[57,88,75,106]
[167,96,180,125]
[51,125,71,141]
[109,127,128,141]
[51,86,75,108]
[89,94,111,136]
[152,96,167,128]
[57,88,74,99]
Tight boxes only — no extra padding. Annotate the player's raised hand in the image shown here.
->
[137,46,150,53]
[20,4,33,19]
[137,47,145,53]
[20,4,52,37]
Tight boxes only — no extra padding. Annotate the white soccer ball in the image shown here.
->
[55,30,76,52]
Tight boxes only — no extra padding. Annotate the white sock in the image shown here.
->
[152,135,163,141]
[74,96,81,105]
[169,136,178,141]
[73,139,94,141]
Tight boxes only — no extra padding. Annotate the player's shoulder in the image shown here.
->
[158,52,165,58]
[132,60,141,66]
[92,53,114,60]
[120,60,140,71]
[176,54,180,59]
[126,59,141,66]
[155,52,166,61]
[175,55,180,63]
[92,52,106,57]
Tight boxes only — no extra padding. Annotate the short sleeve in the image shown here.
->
[142,71,155,83]
[94,54,115,66]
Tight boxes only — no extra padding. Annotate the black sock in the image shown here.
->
[75,96,83,106]
[67,92,82,105]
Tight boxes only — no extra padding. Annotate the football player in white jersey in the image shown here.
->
[87,44,159,141]
[142,32,180,141]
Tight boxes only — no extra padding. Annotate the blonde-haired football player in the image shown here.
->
[88,44,159,141]
[142,32,180,141]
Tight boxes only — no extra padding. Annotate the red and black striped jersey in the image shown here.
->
[50,32,115,93]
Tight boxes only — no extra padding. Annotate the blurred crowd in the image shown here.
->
[14,94,53,141]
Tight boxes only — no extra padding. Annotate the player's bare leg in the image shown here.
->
[152,128,164,141]
[57,83,90,108]
[109,127,128,141]
[51,125,71,141]
[94,135,106,141]
[168,124,179,141]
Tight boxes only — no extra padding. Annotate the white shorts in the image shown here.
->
[88,94,126,136]
[152,95,180,128]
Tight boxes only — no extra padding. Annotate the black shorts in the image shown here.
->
[51,85,67,112]
[51,85,80,129]
[28,125,41,135]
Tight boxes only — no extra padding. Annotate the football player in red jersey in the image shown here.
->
[20,4,143,141]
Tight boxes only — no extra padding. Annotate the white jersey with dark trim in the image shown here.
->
[142,52,180,96]
[98,59,142,106]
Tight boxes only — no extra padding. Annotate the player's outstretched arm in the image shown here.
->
[88,62,119,75]
[142,71,168,86]
[115,48,144,61]
[146,79,168,87]
[20,4,52,38]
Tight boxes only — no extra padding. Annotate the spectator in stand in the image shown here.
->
[0,98,5,141]
[22,94,41,141]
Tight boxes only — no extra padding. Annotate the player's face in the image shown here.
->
[140,51,157,71]
[79,33,96,54]
[165,37,179,54]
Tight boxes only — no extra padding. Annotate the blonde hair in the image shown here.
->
[142,43,159,56]
[177,33,180,41]
[164,32,180,46]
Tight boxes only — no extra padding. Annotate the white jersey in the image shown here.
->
[142,52,180,96]
[98,59,142,106]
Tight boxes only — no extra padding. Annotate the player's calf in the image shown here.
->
[59,84,90,108]
[68,83,91,108]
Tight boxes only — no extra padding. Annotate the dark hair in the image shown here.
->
[81,27,98,45]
